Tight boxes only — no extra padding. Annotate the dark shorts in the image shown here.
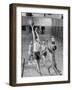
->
[42,51,47,57]
[34,51,40,60]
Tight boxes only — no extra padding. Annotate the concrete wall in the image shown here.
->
[22,16,52,26]
[22,16,63,27]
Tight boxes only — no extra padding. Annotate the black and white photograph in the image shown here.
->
[21,13,63,77]
[9,4,70,86]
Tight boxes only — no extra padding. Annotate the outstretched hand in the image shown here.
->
[31,23,34,32]
[32,22,34,26]
[31,22,34,27]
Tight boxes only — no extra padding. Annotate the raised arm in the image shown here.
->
[35,28,40,41]
[31,25,35,42]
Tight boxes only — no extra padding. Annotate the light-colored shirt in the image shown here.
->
[33,41,40,52]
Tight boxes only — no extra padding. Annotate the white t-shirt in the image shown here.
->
[33,41,40,52]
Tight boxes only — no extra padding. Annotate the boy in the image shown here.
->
[48,36,62,75]
[31,23,42,75]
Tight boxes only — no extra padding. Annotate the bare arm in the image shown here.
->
[31,25,35,42]
[35,29,40,41]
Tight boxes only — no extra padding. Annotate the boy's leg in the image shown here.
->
[28,55,33,65]
[48,65,52,75]
[41,55,46,66]
[53,60,62,75]
[54,65,62,75]
[35,52,42,75]
[36,59,42,75]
